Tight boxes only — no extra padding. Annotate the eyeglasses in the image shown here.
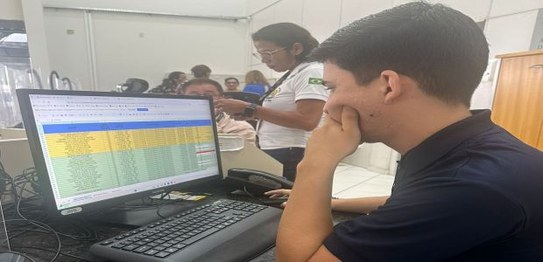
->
[225,81,238,85]
[253,47,286,60]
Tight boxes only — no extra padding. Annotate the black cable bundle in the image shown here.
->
[0,166,97,261]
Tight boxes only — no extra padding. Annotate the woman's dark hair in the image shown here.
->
[168,71,184,82]
[191,64,212,78]
[150,71,184,94]
[252,23,319,63]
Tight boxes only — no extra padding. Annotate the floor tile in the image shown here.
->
[332,164,394,198]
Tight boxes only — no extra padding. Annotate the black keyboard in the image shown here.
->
[90,199,282,262]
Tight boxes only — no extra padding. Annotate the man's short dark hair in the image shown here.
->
[224,77,239,84]
[181,78,224,95]
[191,64,212,78]
[310,2,489,106]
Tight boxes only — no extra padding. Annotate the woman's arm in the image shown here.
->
[215,98,325,131]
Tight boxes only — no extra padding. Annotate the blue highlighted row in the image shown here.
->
[43,120,213,134]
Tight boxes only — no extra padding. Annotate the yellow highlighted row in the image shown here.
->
[45,126,214,158]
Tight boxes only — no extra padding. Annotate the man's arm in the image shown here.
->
[332,196,389,214]
[276,107,361,261]
[265,189,389,214]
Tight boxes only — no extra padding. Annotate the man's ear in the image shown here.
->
[380,70,402,104]
[290,43,304,56]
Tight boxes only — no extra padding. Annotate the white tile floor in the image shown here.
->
[332,163,394,198]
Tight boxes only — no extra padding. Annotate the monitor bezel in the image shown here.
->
[16,89,223,218]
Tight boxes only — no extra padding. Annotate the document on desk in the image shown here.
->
[218,135,245,151]
[219,141,283,178]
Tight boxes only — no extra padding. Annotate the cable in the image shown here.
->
[2,250,37,262]
[1,170,102,261]
[7,182,97,241]
[5,218,61,261]
[155,192,172,219]
[14,246,92,262]
[15,183,62,262]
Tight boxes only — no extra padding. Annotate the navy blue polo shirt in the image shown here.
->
[324,110,543,261]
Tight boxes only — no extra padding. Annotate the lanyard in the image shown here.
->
[255,71,291,135]
[258,70,292,105]
[255,63,313,137]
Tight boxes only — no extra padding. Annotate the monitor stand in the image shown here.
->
[89,198,204,227]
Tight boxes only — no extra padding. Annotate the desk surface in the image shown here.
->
[3,184,357,262]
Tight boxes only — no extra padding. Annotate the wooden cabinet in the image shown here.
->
[492,50,543,151]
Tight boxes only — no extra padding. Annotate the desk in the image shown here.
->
[3,183,357,262]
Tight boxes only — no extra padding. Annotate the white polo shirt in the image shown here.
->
[258,61,329,150]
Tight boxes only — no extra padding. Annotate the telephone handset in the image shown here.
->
[225,168,293,195]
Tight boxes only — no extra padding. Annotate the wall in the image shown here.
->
[249,0,543,175]
[21,0,51,82]
[21,0,279,91]
[43,8,250,91]
[0,0,24,20]
[43,0,253,18]
[250,0,543,77]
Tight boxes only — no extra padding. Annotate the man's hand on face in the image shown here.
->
[303,106,361,166]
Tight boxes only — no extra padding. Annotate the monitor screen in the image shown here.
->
[16,89,222,217]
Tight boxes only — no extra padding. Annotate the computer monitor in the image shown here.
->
[16,89,222,223]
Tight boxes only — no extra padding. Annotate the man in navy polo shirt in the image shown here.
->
[274,2,543,261]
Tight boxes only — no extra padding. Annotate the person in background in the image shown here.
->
[180,78,256,145]
[215,23,329,182]
[273,2,543,261]
[149,71,186,94]
[190,64,212,79]
[242,70,270,96]
[224,77,240,92]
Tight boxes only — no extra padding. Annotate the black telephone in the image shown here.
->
[224,168,293,195]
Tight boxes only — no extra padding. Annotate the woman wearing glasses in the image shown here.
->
[215,23,329,182]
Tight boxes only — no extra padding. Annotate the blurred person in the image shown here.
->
[149,71,186,94]
[242,70,270,96]
[224,77,240,92]
[180,78,256,144]
[191,64,212,79]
